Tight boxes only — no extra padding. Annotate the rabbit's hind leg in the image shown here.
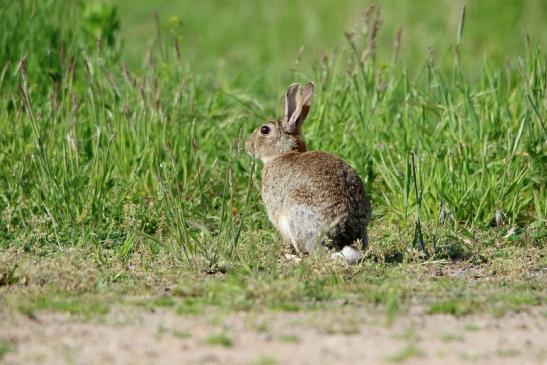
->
[361,227,369,249]
[279,205,323,254]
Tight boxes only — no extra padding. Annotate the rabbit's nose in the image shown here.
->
[245,138,254,155]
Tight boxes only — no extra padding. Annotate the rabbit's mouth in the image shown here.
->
[244,137,255,157]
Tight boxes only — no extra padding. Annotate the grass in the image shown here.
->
[463,323,479,332]
[175,298,206,316]
[386,344,424,363]
[439,332,464,343]
[111,0,547,91]
[17,293,110,320]
[206,333,234,347]
[149,295,176,307]
[0,0,546,327]
[0,244,544,320]
[172,329,191,339]
[251,357,279,365]
[279,334,300,343]
[496,348,521,358]
[0,339,11,361]
[428,299,475,316]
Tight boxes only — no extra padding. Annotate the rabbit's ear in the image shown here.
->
[283,82,314,133]
[284,83,302,132]
[299,81,314,123]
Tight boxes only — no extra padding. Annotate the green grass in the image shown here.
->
[439,332,464,343]
[111,0,547,92]
[206,333,234,347]
[172,329,191,339]
[0,0,546,322]
[0,245,544,320]
[429,299,475,316]
[175,298,206,316]
[386,344,424,363]
[279,334,300,343]
[146,295,176,308]
[251,357,279,365]
[0,339,11,361]
[463,323,479,332]
[17,294,110,320]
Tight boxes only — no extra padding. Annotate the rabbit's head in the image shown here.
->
[245,82,314,163]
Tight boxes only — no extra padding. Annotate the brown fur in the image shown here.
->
[245,82,371,255]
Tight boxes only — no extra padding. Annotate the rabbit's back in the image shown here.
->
[262,151,371,251]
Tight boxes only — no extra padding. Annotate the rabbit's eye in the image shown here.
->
[260,125,271,135]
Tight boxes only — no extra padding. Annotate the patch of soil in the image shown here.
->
[1,305,546,365]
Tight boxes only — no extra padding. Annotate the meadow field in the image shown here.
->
[0,0,546,364]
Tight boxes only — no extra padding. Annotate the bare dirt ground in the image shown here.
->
[1,305,546,365]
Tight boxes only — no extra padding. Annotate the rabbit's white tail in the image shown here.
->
[331,246,364,264]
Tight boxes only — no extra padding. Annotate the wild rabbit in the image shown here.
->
[245,82,371,263]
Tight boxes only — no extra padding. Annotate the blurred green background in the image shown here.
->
[112,0,547,90]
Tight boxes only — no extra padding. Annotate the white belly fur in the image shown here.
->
[277,214,295,248]
[277,205,323,253]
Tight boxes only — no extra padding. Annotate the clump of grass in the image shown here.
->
[439,332,464,343]
[279,334,300,343]
[0,339,12,361]
[175,298,206,316]
[251,356,278,365]
[0,263,19,286]
[172,329,191,338]
[497,348,521,358]
[463,323,479,332]
[205,333,234,347]
[153,295,176,307]
[428,298,475,316]
[18,294,109,319]
[491,291,539,317]
[142,295,176,309]
[386,344,424,363]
